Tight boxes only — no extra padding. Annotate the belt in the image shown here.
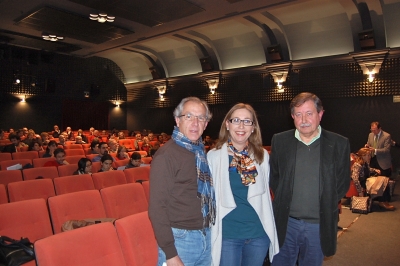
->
[289,216,301,220]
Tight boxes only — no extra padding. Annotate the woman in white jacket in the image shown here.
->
[207,103,279,266]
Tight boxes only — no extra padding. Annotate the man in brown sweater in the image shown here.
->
[149,97,215,266]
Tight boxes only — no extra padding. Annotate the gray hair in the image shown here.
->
[173,97,212,121]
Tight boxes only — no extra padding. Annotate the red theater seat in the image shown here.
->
[8,179,55,202]
[53,174,95,195]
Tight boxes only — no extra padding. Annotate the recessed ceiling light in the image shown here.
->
[89,13,115,23]
[42,33,64,42]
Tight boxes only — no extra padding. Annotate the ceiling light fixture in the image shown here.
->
[89,13,115,23]
[42,33,64,42]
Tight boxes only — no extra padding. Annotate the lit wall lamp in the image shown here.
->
[206,79,219,95]
[200,72,221,95]
[20,95,26,103]
[157,86,166,101]
[352,50,388,84]
[115,101,120,108]
[265,62,290,94]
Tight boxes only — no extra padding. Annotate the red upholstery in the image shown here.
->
[54,174,95,195]
[0,184,8,204]
[65,155,86,165]
[0,159,32,171]
[8,179,55,202]
[142,181,150,203]
[0,198,53,241]
[38,150,46,157]
[0,153,12,162]
[91,162,101,173]
[119,139,134,150]
[141,157,152,164]
[0,170,23,188]
[84,148,92,155]
[57,164,78,177]
[22,166,59,180]
[82,144,90,149]
[92,170,127,190]
[48,190,107,234]
[12,151,39,160]
[64,144,83,149]
[33,157,55,168]
[86,154,98,161]
[113,159,129,168]
[35,222,127,266]
[123,165,151,183]
[115,211,158,266]
[128,151,147,157]
[64,149,85,156]
[100,183,148,219]
[346,180,359,198]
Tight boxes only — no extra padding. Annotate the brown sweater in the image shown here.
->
[148,140,203,259]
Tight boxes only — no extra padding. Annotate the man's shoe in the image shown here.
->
[378,202,395,211]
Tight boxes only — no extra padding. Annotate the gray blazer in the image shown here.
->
[366,130,392,170]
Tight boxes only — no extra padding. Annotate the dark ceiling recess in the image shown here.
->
[225,0,245,3]
[68,0,205,27]
[15,6,134,44]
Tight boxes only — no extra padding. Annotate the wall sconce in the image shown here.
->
[266,62,290,94]
[115,101,120,108]
[206,79,219,95]
[277,79,284,93]
[157,86,166,101]
[20,95,26,103]
[352,50,388,84]
[200,72,221,95]
[84,91,90,98]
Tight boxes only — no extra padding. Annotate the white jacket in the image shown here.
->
[207,143,279,266]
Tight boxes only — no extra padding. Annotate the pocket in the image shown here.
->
[172,228,188,239]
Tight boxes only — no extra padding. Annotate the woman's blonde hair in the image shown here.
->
[215,103,264,164]
[355,147,372,165]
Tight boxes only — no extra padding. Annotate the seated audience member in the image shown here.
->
[92,142,115,162]
[108,139,119,153]
[203,135,213,146]
[42,140,58,158]
[9,128,15,134]
[118,131,126,139]
[28,140,43,152]
[147,132,154,141]
[65,127,75,140]
[89,139,100,155]
[141,137,152,156]
[76,129,88,143]
[160,132,169,144]
[0,129,5,140]
[23,131,41,146]
[134,133,142,150]
[116,145,130,160]
[101,130,108,136]
[73,158,92,175]
[2,134,27,153]
[98,154,114,172]
[351,148,394,210]
[40,132,50,145]
[52,125,61,138]
[125,152,142,169]
[109,129,119,140]
[149,147,158,158]
[22,127,29,138]
[43,148,69,167]
[75,136,86,144]
[17,129,25,140]
[89,127,95,136]
[58,134,67,147]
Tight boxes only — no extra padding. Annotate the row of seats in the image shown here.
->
[0,197,157,265]
[0,165,151,203]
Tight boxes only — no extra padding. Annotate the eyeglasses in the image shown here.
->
[179,113,208,122]
[228,118,254,126]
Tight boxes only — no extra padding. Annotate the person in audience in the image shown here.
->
[22,127,29,138]
[9,128,15,134]
[352,147,394,210]
[40,132,50,145]
[92,142,114,162]
[76,129,88,143]
[58,134,67,147]
[89,127,95,135]
[365,122,392,177]
[2,134,27,153]
[65,127,75,140]
[98,154,114,172]
[17,129,25,140]
[132,133,142,151]
[141,136,152,156]
[157,134,163,144]
[43,148,69,167]
[89,139,100,155]
[116,145,130,160]
[73,158,92,175]
[109,129,119,140]
[42,140,58,158]
[149,147,159,158]
[75,136,85,144]
[149,97,215,266]
[160,132,169,144]
[23,131,40,146]
[28,140,43,152]
[108,139,119,153]
[118,131,126,139]
[93,130,101,138]
[203,135,213,146]
[52,125,61,138]
[207,103,279,266]
[125,152,142,169]
[148,132,155,141]
[0,129,5,140]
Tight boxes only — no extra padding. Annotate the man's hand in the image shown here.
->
[166,255,184,266]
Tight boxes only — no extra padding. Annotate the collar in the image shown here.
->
[295,125,322,145]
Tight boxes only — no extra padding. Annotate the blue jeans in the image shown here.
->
[220,234,270,266]
[272,217,324,266]
[157,227,211,266]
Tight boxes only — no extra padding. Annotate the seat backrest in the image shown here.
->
[100,183,148,219]
[8,179,55,202]
[0,153,12,162]
[23,166,59,180]
[53,174,95,195]
[91,162,101,173]
[85,154,98,161]
[0,159,32,171]
[65,155,86,165]
[57,164,78,177]
[48,190,107,234]
[92,170,127,190]
[12,151,39,160]
[118,139,134,150]
[141,181,150,203]
[0,184,8,204]
[141,157,152,164]
[0,198,53,241]
[115,211,157,266]
[123,166,151,183]
[0,170,23,188]
[65,149,85,156]
[113,159,129,168]
[65,144,83,150]
[33,157,55,168]
[35,222,126,266]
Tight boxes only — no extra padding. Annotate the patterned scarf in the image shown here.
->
[228,138,258,186]
[172,126,216,227]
